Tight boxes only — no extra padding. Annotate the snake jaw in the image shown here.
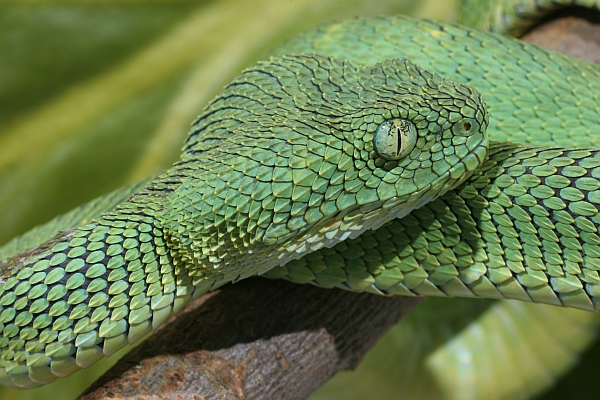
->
[274,132,489,264]
[158,55,489,278]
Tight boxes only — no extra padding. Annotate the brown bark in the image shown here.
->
[522,15,600,63]
[79,279,421,400]
[78,11,599,400]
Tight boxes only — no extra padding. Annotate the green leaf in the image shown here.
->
[311,298,600,400]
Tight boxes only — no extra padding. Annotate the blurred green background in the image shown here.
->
[1,1,599,399]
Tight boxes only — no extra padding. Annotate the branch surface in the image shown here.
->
[79,279,421,400]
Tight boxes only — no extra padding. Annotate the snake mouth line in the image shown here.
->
[267,137,489,269]
[164,138,489,288]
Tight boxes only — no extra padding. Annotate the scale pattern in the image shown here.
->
[0,54,487,387]
[267,143,600,311]
[0,180,151,263]
[0,7,597,398]
[276,15,600,148]
[0,196,197,388]
[260,18,600,308]
[158,55,486,287]
[1,9,600,394]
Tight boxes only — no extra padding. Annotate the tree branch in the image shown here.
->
[521,11,600,63]
[79,279,421,400]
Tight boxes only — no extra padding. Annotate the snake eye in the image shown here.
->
[374,119,417,160]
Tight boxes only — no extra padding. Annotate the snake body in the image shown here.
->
[0,54,487,387]
[0,0,599,391]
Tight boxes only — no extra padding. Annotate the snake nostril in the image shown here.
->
[463,122,472,131]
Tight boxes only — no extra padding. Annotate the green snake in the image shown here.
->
[1,0,600,392]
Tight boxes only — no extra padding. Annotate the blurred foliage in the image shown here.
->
[1,1,599,399]
[313,298,599,400]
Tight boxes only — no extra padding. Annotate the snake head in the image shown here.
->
[163,54,488,273]
[343,56,489,210]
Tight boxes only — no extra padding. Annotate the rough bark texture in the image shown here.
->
[79,279,421,400]
[522,13,600,63]
[78,11,598,400]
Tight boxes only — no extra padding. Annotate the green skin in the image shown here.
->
[266,15,600,309]
[0,1,599,390]
[0,55,486,387]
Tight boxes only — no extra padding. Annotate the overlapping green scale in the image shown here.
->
[0,50,488,387]
[277,16,600,149]
[161,54,486,281]
[0,195,198,388]
[267,143,600,311]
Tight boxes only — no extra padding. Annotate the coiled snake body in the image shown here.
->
[1,0,600,391]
